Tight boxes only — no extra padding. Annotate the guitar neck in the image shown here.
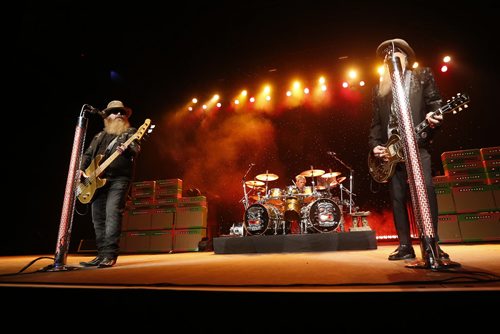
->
[414,108,443,135]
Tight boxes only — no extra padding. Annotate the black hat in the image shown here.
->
[101,100,132,118]
[376,38,416,65]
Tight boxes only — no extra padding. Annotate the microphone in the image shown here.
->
[327,151,336,156]
[85,104,102,115]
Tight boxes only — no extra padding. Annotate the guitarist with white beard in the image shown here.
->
[79,100,141,268]
[368,39,449,261]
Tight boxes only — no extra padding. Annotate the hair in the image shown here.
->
[296,175,306,182]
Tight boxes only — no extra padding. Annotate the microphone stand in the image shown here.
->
[41,105,97,272]
[241,164,255,210]
[329,154,355,214]
[385,47,459,269]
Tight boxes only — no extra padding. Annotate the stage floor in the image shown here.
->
[1,242,499,329]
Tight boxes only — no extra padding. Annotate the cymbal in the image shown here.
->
[337,176,347,183]
[321,171,341,178]
[245,180,265,188]
[300,169,325,177]
[256,173,279,181]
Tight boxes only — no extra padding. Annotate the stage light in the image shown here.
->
[441,65,448,73]
[342,82,349,88]
[286,90,292,96]
[192,98,198,104]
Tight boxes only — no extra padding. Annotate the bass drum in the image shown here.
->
[301,198,342,233]
[244,203,283,235]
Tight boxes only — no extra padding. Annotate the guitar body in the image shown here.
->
[368,134,404,183]
[77,155,107,204]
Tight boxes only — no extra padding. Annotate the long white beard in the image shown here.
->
[104,117,130,135]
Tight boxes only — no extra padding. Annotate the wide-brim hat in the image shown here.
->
[102,100,132,118]
[376,38,416,65]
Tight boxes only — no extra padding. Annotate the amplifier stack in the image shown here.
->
[435,146,500,242]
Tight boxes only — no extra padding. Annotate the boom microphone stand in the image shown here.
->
[41,104,100,271]
[241,163,255,210]
[327,152,355,214]
[384,46,459,269]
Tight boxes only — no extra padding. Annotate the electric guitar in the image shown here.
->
[76,119,152,203]
[368,93,470,183]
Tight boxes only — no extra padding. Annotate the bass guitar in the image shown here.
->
[76,119,152,203]
[368,93,469,183]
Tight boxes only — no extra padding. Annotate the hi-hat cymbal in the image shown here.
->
[245,180,265,188]
[300,169,325,177]
[322,171,341,178]
[256,173,279,181]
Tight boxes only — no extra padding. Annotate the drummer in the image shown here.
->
[295,175,307,193]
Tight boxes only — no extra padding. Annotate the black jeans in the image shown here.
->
[91,178,131,259]
[389,149,439,246]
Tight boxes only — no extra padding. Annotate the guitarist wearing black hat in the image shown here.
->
[368,38,449,261]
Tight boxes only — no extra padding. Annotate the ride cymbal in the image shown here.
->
[255,173,279,181]
[322,171,341,178]
[300,169,325,177]
[337,176,347,183]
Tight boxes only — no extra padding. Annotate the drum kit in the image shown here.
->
[242,167,353,236]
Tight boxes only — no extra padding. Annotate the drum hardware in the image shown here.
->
[326,151,355,214]
[229,222,244,236]
[241,163,256,209]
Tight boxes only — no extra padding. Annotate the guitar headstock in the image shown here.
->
[134,119,154,141]
[444,92,470,115]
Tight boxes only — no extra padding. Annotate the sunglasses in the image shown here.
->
[107,109,126,116]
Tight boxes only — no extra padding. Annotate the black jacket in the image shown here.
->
[368,67,443,150]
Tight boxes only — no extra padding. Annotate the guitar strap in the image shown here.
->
[104,136,119,158]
